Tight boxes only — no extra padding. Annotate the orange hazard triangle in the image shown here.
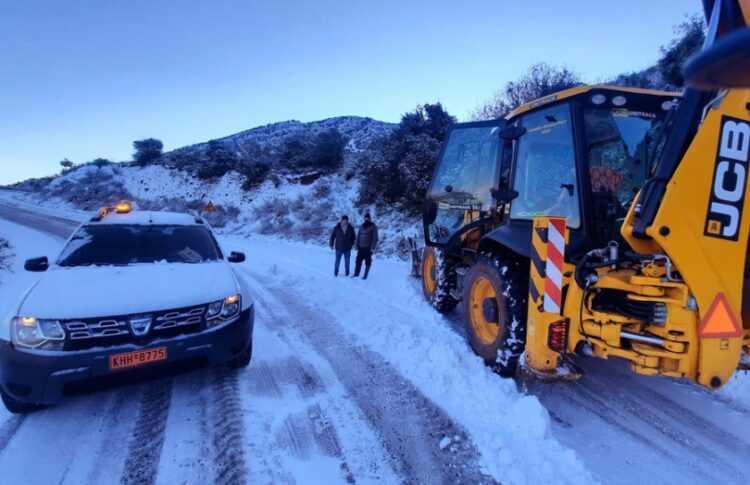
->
[698,293,743,339]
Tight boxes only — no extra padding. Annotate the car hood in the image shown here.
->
[17,262,241,319]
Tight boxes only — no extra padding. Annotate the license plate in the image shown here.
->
[109,347,167,371]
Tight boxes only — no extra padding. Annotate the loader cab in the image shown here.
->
[424,85,680,257]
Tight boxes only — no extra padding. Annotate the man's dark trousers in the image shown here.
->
[354,248,372,279]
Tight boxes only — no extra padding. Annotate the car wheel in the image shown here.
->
[0,388,46,414]
[226,340,253,369]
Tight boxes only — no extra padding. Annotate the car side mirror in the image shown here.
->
[684,27,750,89]
[24,256,49,272]
[228,251,245,263]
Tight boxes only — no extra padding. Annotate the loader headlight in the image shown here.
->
[612,95,627,106]
[591,94,606,105]
[206,294,241,328]
[12,317,65,350]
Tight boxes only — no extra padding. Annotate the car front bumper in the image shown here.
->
[0,306,253,405]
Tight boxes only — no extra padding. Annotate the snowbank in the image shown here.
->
[0,237,10,278]
[720,371,750,410]
[0,220,67,322]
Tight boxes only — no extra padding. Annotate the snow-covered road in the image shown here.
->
[0,198,749,484]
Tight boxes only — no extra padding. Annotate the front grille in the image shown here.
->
[61,303,207,351]
[66,319,129,340]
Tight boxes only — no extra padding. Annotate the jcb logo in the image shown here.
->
[705,116,750,241]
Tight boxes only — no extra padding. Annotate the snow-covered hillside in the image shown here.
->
[4,115,418,257]
[168,116,395,161]
[5,162,417,257]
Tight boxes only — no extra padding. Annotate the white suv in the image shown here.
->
[0,203,254,413]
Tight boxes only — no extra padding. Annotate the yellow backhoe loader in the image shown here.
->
[420,0,750,389]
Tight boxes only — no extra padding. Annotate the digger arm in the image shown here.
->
[621,0,750,387]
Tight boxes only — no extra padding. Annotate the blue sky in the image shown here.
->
[0,0,701,184]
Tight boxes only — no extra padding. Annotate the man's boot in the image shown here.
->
[363,265,370,280]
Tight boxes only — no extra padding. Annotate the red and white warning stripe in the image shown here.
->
[544,218,566,314]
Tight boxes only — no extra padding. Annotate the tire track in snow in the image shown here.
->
[120,380,174,485]
[209,368,248,485]
[244,291,363,483]
[0,416,25,453]
[243,268,495,485]
[86,390,137,485]
[529,363,750,483]
[574,366,750,481]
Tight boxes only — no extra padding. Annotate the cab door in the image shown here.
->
[424,120,506,248]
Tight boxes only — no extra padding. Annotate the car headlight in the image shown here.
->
[206,294,241,328]
[12,317,65,350]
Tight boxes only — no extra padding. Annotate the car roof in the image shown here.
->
[92,210,202,226]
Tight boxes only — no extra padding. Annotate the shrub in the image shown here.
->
[471,63,582,120]
[241,161,271,191]
[133,138,163,166]
[357,103,455,215]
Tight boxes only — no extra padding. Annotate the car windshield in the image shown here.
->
[58,224,222,267]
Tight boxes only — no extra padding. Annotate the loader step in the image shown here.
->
[515,356,584,384]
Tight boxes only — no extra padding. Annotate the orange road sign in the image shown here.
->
[698,293,743,338]
[204,201,216,212]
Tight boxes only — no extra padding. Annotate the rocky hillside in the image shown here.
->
[156,116,395,185]
[170,116,394,160]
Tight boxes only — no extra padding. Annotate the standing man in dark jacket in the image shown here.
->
[353,213,379,280]
[330,215,356,276]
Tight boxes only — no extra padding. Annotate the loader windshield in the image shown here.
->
[426,122,503,244]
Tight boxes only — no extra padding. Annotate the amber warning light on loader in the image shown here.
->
[698,293,743,338]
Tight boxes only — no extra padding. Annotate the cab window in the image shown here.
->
[426,123,502,244]
[428,124,502,209]
[510,103,580,228]
[584,108,663,207]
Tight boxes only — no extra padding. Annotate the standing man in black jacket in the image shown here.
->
[353,213,379,280]
[329,215,356,277]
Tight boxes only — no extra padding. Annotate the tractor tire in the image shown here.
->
[462,254,528,376]
[421,246,459,313]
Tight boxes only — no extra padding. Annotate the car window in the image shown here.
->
[58,224,222,267]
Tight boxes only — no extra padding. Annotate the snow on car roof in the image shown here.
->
[95,210,201,226]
